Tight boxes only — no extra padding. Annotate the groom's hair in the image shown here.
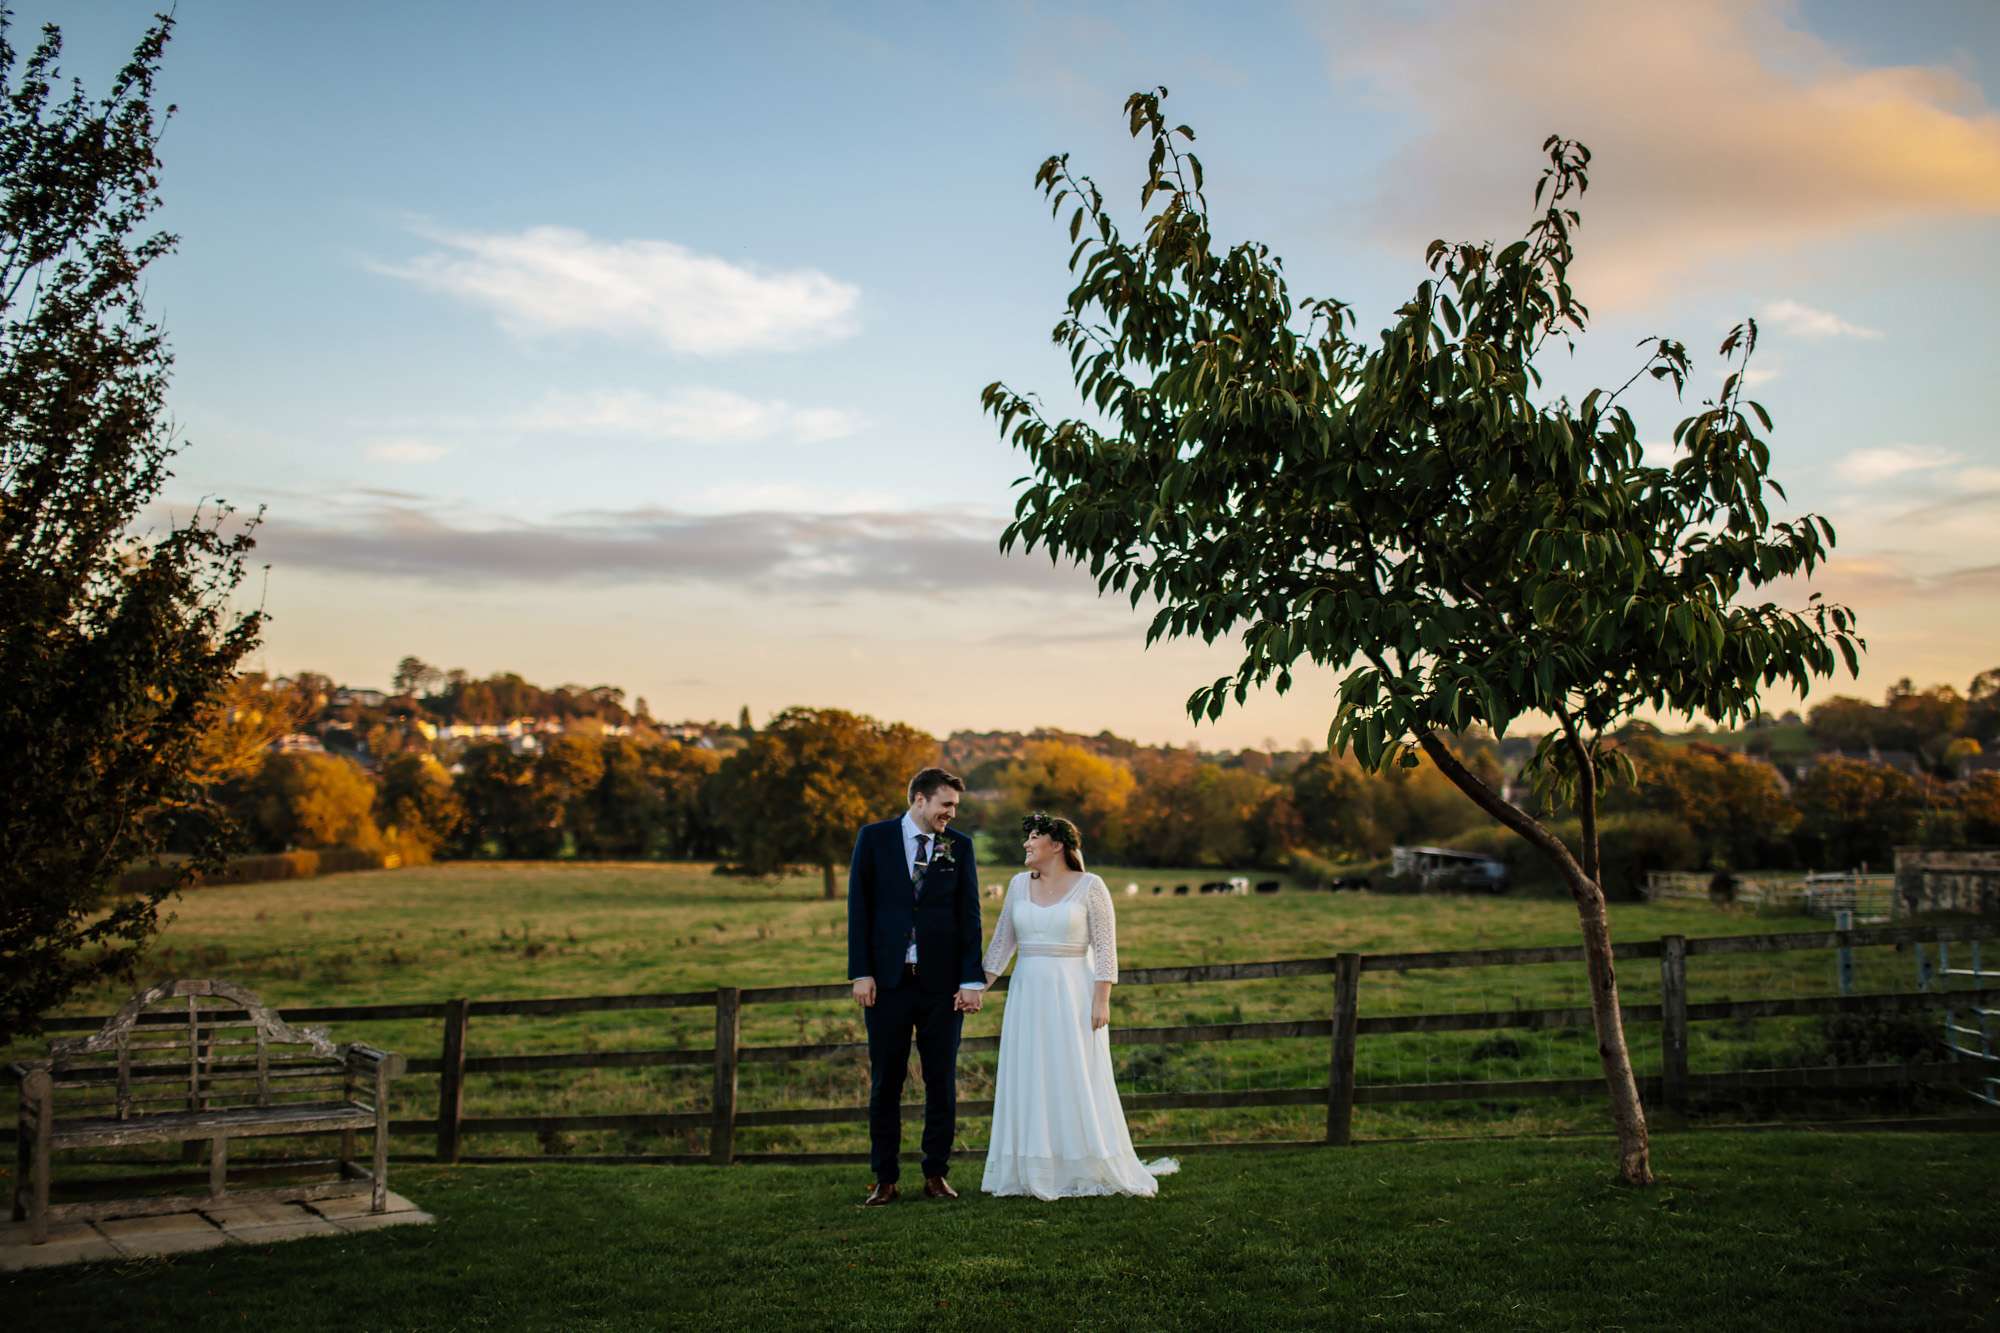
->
[907,768,965,804]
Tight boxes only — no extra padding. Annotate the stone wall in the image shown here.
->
[1892,847,2000,917]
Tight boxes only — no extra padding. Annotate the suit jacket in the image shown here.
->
[846,817,982,994]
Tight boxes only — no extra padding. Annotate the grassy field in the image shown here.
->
[4,860,1975,1160]
[7,1133,1999,1330]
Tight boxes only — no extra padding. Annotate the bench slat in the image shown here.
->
[51,1101,375,1149]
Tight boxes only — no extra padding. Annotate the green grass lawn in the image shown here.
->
[7,1133,1998,1331]
[6,862,1977,1158]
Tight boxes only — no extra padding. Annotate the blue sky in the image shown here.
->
[31,1,2000,746]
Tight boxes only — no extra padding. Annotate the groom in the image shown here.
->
[847,767,985,1205]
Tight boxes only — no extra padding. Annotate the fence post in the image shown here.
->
[711,987,741,1165]
[1659,935,1689,1113]
[436,998,469,1164]
[1326,953,1361,1146]
[1836,909,1854,996]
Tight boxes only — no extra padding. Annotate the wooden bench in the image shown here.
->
[10,979,404,1244]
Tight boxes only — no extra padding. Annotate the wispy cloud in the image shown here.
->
[363,438,451,465]
[513,388,864,444]
[375,225,861,354]
[252,501,1096,596]
[1833,444,1963,485]
[1759,299,1883,340]
[1328,0,2000,306]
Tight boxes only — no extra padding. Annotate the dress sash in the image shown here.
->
[1017,942,1088,957]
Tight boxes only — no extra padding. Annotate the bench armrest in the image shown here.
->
[345,1044,407,1079]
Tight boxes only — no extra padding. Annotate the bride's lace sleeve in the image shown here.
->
[981,876,1018,977]
[1085,877,1118,983]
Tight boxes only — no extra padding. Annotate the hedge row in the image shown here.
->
[117,847,396,895]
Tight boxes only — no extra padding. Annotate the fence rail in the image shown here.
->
[11,922,1998,1162]
[1643,871,1896,920]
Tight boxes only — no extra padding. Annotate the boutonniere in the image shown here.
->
[930,833,956,871]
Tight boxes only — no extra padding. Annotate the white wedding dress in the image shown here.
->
[980,870,1178,1199]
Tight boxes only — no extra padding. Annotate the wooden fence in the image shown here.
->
[16,923,2000,1165]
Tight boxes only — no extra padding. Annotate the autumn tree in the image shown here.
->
[377,752,463,862]
[1791,757,1924,870]
[983,91,1859,1184]
[521,733,607,858]
[990,739,1138,860]
[191,674,306,789]
[1806,695,1882,752]
[452,742,535,857]
[1124,753,1290,868]
[1957,771,2000,845]
[1610,736,1798,870]
[1966,669,2000,743]
[392,655,441,698]
[245,753,381,852]
[0,16,262,1043]
[1289,753,1385,856]
[711,707,936,898]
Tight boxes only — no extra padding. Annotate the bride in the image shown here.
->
[980,812,1176,1199]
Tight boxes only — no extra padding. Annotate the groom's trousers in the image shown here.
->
[863,970,963,1183]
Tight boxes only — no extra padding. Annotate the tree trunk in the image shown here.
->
[1414,726,1653,1185]
[821,861,836,900]
[1563,864,1653,1185]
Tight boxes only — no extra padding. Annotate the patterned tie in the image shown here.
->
[908,833,932,964]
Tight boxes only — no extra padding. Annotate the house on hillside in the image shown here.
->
[331,687,388,709]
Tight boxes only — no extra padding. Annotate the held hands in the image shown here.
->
[954,988,984,1014]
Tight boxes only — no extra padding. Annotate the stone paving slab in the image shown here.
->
[0,1219,120,1271]
[0,1191,432,1269]
[305,1190,421,1220]
[99,1212,230,1257]
[221,1214,344,1245]
[199,1199,310,1228]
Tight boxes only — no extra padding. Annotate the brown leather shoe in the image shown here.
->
[923,1175,958,1200]
[862,1181,899,1207]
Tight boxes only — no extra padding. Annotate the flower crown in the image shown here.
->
[1020,811,1078,848]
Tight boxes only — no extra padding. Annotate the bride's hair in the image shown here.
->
[1022,811,1085,874]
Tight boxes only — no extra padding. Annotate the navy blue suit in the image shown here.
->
[846,816,982,1182]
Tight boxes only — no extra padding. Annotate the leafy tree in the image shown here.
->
[452,742,535,857]
[990,739,1137,860]
[1791,757,1924,870]
[522,733,606,858]
[982,90,1859,1184]
[1880,680,1967,774]
[1289,752,1384,856]
[0,16,261,1044]
[1957,771,2000,845]
[1806,695,1882,752]
[1609,737,1797,870]
[711,707,935,898]
[191,674,306,789]
[582,735,667,857]
[246,752,381,852]
[392,655,440,697]
[647,741,725,858]
[1287,749,1487,860]
[377,752,463,862]
[1122,752,1283,868]
[1942,737,1983,779]
[1966,668,2000,743]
